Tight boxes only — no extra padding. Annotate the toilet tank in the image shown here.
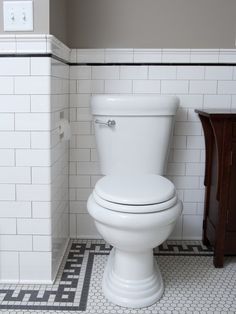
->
[91,95,179,176]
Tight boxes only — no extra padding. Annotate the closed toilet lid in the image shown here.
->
[94,174,175,205]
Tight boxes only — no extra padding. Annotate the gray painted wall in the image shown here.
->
[67,0,236,48]
[50,0,67,44]
[0,0,50,34]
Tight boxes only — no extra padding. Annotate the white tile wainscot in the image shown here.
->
[1,37,236,280]
[69,63,236,240]
[0,56,70,283]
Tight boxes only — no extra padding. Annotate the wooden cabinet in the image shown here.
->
[196,109,236,267]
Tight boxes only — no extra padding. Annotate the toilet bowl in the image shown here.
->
[87,94,182,308]
[87,174,183,308]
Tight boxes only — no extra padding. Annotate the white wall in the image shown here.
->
[69,54,236,240]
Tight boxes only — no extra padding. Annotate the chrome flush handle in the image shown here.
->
[95,119,116,127]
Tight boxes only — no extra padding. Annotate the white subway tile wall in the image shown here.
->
[50,58,70,282]
[69,64,236,240]
[1,43,236,282]
[0,57,69,283]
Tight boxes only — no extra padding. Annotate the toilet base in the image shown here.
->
[102,248,164,308]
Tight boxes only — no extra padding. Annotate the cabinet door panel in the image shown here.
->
[208,140,219,227]
[227,142,236,231]
[232,122,236,138]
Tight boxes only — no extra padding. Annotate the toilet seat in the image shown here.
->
[93,174,177,214]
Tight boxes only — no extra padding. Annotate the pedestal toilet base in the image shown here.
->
[102,248,164,308]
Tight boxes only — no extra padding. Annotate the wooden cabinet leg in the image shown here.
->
[202,236,210,247]
[202,221,211,248]
[213,252,224,268]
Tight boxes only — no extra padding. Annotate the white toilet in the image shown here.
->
[87,95,183,308]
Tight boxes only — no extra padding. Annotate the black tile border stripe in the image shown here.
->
[79,253,94,311]
[0,53,53,58]
[154,253,214,256]
[0,53,70,65]
[1,53,236,66]
[69,62,236,66]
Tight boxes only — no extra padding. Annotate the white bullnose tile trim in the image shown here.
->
[133,49,162,63]
[0,34,16,53]
[72,48,236,64]
[219,49,236,63]
[0,35,71,62]
[105,49,134,63]
[46,35,71,62]
[15,34,47,53]
[190,49,219,63]
[162,49,191,63]
[76,49,105,63]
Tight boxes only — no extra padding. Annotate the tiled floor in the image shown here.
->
[0,239,236,314]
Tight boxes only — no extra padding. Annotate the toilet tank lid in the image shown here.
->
[94,174,175,205]
[91,95,179,116]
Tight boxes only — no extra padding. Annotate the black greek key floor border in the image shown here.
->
[0,239,213,311]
